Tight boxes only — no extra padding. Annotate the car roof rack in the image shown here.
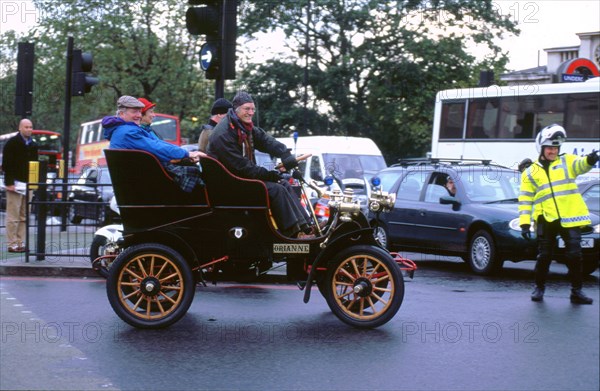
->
[391,157,503,168]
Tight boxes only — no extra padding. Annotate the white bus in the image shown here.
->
[431,78,599,182]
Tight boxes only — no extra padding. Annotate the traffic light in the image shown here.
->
[186,0,237,80]
[15,42,35,117]
[71,49,98,96]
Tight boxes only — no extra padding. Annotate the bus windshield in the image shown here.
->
[32,131,62,153]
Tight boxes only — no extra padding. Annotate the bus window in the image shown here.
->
[532,94,565,130]
[439,102,465,139]
[565,92,600,139]
[466,98,499,139]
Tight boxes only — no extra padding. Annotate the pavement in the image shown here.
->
[0,251,100,278]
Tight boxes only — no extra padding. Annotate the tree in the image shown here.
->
[0,0,216,146]
[237,0,518,162]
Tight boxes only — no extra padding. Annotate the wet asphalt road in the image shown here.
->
[1,257,598,391]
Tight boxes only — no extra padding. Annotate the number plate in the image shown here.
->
[557,238,594,248]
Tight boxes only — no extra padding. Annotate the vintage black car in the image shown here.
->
[103,149,415,330]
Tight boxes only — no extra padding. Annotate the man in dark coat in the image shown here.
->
[2,119,38,252]
[207,91,312,238]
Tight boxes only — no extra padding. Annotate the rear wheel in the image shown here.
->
[468,230,503,275]
[324,245,404,329]
[106,243,195,329]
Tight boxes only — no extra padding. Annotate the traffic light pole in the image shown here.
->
[215,78,224,99]
[60,36,74,231]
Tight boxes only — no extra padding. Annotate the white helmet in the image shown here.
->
[535,124,567,154]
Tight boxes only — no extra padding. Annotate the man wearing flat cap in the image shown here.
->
[103,95,206,192]
[198,98,232,152]
[207,91,314,238]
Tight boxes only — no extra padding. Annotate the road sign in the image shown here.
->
[200,43,216,71]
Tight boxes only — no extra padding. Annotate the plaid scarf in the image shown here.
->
[229,112,254,162]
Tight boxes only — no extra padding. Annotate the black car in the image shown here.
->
[579,178,599,216]
[370,159,599,275]
[68,166,116,224]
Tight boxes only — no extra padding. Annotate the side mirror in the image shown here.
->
[440,195,461,211]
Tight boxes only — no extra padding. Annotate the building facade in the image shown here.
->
[501,31,600,85]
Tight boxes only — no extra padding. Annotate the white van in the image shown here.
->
[277,136,387,211]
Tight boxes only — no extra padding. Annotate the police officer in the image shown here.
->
[519,124,599,304]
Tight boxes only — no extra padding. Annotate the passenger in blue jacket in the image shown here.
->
[103,96,205,192]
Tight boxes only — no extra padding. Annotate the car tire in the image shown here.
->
[324,245,405,329]
[468,230,503,275]
[372,224,389,249]
[106,243,195,329]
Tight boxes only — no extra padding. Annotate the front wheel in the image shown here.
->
[106,243,195,329]
[324,245,404,329]
[468,230,502,275]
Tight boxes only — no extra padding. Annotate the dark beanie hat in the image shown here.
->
[232,91,254,110]
[211,98,233,115]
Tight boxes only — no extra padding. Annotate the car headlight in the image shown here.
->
[594,224,600,234]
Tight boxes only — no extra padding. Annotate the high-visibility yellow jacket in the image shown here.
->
[519,154,592,228]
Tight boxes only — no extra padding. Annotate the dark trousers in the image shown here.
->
[535,216,583,290]
[265,180,309,234]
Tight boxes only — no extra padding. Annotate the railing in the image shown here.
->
[1,180,116,263]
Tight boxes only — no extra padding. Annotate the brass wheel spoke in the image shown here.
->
[161,272,180,281]
[159,292,178,305]
[161,285,182,291]
[155,262,168,279]
[344,296,358,310]
[123,289,141,301]
[338,268,356,281]
[366,263,381,279]
[132,295,144,311]
[337,289,354,300]
[361,258,369,277]
[150,257,156,277]
[372,274,390,284]
[124,267,143,280]
[367,297,377,314]
[136,258,149,278]
[350,258,361,277]
[373,285,391,293]
[371,292,387,306]
[156,298,166,314]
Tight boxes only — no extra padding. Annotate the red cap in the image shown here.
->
[137,98,156,114]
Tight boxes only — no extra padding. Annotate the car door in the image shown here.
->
[415,171,471,252]
[385,170,429,250]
